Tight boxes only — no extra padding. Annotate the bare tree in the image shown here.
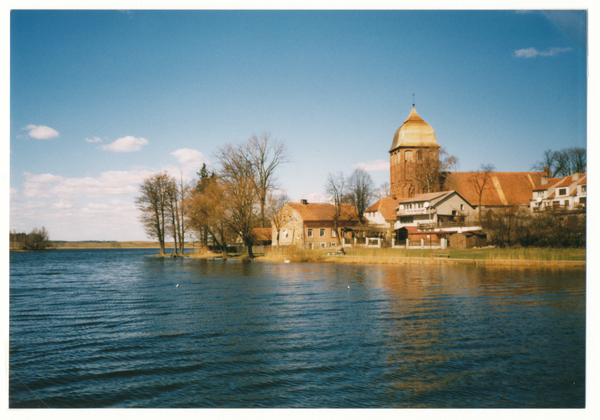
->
[410,147,459,194]
[567,147,586,174]
[470,164,495,222]
[347,168,374,223]
[532,149,557,176]
[373,181,390,199]
[243,133,289,228]
[532,147,586,177]
[267,192,290,247]
[136,172,173,255]
[215,143,261,258]
[325,171,349,239]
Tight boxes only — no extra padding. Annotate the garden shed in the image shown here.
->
[449,232,487,249]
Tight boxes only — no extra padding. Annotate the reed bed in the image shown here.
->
[259,247,325,263]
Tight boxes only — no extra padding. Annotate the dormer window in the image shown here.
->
[559,188,567,196]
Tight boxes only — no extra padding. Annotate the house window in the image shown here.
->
[307,229,313,237]
[319,228,325,237]
[282,229,288,238]
[452,210,457,216]
[331,229,336,237]
[540,191,545,197]
[460,204,464,210]
[580,197,586,204]
[331,242,336,247]
[320,243,326,248]
[564,200,569,206]
[400,216,414,224]
[582,185,586,193]
[559,188,567,196]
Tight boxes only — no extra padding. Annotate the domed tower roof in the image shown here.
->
[389,107,440,152]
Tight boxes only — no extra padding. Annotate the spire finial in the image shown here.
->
[412,93,415,108]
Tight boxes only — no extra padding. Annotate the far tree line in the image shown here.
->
[10,227,53,251]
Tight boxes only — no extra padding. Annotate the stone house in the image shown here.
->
[272,200,360,249]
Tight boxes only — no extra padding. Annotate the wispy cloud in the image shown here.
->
[514,47,572,58]
[352,159,390,171]
[23,124,59,140]
[101,136,149,152]
[22,169,154,199]
[85,136,103,143]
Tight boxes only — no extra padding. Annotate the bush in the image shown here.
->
[22,227,53,251]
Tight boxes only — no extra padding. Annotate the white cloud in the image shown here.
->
[514,47,572,58]
[23,124,60,140]
[352,159,390,171]
[85,137,103,143]
[170,148,209,173]
[22,169,154,199]
[51,199,74,209]
[101,136,149,152]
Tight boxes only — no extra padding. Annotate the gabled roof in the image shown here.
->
[366,197,400,221]
[287,202,359,222]
[445,172,544,207]
[397,191,448,204]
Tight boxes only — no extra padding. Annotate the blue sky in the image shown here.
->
[8,8,588,241]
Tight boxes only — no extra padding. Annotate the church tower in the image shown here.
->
[389,106,441,199]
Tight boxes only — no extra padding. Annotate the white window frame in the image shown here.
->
[319,228,325,237]
[307,229,313,238]
[559,188,567,196]
[331,229,336,237]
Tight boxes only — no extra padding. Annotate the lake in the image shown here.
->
[9,249,586,408]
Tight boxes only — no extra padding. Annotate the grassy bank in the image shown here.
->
[257,246,585,266]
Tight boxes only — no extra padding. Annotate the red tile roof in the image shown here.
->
[532,173,586,190]
[444,171,543,207]
[288,202,359,222]
[366,197,400,221]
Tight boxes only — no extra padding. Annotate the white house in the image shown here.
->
[530,173,586,212]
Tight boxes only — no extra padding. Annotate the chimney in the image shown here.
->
[541,176,548,186]
[572,173,579,180]
[300,199,308,205]
[544,165,552,178]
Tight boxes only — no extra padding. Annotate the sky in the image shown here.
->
[7,7,589,241]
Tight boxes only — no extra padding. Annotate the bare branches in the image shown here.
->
[347,168,375,223]
[136,171,173,255]
[532,147,586,177]
[373,181,390,199]
[470,164,496,221]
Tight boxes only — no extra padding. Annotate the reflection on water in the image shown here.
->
[10,249,585,407]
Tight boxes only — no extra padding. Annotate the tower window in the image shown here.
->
[405,150,413,161]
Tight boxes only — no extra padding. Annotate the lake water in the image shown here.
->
[9,249,586,408]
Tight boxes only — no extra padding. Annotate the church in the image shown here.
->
[388,106,544,217]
